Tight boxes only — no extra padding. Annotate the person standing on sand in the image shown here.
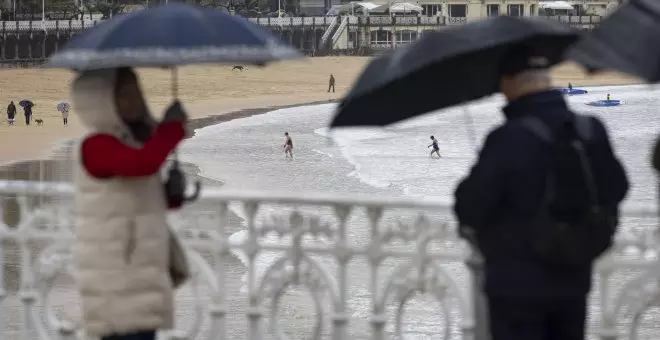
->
[7,101,15,125]
[328,74,335,93]
[70,67,190,340]
[428,135,441,158]
[23,103,32,125]
[62,105,69,126]
[284,132,293,159]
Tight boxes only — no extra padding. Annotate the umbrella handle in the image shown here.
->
[171,67,178,99]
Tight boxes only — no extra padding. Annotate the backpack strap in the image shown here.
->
[520,117,553,143]
[574,115,593,141]
[520,115,594,142]
[520,115,600,207]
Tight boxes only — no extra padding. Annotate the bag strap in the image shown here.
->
[520,115,599,207]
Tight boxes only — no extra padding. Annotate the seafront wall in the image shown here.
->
[0,15,602,65]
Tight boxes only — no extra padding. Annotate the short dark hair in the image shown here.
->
[430,135,434,139]
[284,132,288,135]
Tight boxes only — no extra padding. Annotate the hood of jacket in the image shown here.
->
[71,69,156,142]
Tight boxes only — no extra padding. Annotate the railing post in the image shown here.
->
[466,248,489,340]
[462,225,490,340]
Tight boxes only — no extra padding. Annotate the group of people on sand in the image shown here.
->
[5,100,70,126]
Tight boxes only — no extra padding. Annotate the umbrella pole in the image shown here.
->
[462,105,477,154]
[171,67,179,161]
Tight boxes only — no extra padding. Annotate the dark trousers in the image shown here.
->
[25,115,30,125]
[101,330,156,340]
[63,118,68,125]
[328,84,335,93]
[488,296,587,340]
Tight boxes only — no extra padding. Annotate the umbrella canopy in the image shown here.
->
[567,0,660,82]
[46,3,302,70]
[19,100,34,108]
[331,16,579,128]
[57,102,70,112]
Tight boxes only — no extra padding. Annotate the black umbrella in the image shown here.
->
[567,0,660,82]
[19,100,34,108]
[331,16,580,128]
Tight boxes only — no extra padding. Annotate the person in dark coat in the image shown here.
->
[454,46,629,340]
[328,74,335,93]
[24,104,32,125]
[7,101,16,125]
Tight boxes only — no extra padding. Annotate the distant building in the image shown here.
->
[323,0,620,19]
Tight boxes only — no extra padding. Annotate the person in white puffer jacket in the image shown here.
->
[71,67,189,340]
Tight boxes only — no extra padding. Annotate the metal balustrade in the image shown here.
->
[0,180,657,339]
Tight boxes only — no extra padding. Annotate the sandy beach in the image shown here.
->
[0,56,640,164]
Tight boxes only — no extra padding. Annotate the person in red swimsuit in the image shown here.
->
[71,67,189,340]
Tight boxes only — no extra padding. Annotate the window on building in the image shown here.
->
[422,4,441,17]
[370,30,392,47]
[448,4,467,17]
[507,4,523,16]
[487,4,499,16]
[396,30,418,46]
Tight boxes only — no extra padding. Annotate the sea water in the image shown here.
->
[180,84,660,338]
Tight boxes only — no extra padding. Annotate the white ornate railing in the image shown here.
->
[0,180,658,340]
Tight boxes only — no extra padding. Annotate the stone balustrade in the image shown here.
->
[0,180,657,339]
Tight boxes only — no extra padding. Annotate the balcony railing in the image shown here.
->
[0,180,657,339]
[0,15,603,32]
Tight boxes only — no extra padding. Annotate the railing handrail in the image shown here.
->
[0,179,654,217]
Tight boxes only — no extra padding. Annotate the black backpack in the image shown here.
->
[520,115,616,268]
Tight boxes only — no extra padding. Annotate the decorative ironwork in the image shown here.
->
[0,180,655,339]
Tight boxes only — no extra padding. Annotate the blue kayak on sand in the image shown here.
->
[558,88,588,95]
[586,100,621,107]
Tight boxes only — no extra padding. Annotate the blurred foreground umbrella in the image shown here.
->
[46,3,302,206]
[567,0,660,82]
[57,102,70,113]
[331,16,579,128]
[46,3,301,70]
[19,100,33,108]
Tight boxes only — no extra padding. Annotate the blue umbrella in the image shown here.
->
[57,102,70,113]
[19,100,34,108]
[46,3,302,70]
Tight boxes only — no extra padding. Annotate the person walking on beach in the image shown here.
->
[284,132,293,159]
[23,103,32,125]
[428,135,441,158]
[454,45,628,340]
[7,101,15,125]
[70,67,190,340]
[328,74,335,93]
[568,82,573,91]
[61,105,69,126]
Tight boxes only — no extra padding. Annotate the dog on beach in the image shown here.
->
[232,65,245,71]
[35,118,44,126]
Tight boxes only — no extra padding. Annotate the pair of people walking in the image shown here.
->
[6,101,32,125]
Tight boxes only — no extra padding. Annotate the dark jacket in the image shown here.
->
[454,90,628,298]
[7,103,15,118]
[24,105,32,116]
